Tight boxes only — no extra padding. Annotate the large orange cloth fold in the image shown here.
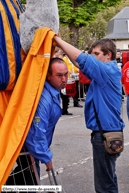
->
[0,27,56,188]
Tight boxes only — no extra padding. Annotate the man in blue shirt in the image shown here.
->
[6,57,68,185]
[24,57,68,172]
[53,36,125,193]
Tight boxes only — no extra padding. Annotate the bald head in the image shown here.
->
[47,58,68,90]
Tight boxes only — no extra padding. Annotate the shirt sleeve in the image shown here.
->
[76,53,108,87]
[24,93,53,164]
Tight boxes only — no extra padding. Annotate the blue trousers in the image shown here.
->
[127,95,129,120]
[91,131,120,193]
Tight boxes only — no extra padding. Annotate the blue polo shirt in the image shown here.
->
[24,81,62,163]
[76,53,125,131]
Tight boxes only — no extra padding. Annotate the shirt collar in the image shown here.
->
[45,81,60,97]
[108,60,117,65]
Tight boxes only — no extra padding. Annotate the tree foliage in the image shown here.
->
[59,0,129,50]
[20,0,26,5]
[20,0,26,9]
[57,0,121,27]
[57,0,122,47]
[20,0,128,49]
[78,0,129,50]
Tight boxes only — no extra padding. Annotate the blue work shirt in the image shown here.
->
[76,53,125,131]
[24,81,62,163]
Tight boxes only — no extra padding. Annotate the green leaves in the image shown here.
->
[20,0,26,4]
[57,0,122,27]
[19,0,123,47]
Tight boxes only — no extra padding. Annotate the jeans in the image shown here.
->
[127,95,129,120]
[91,131,120,193]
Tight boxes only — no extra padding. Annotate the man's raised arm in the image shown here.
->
[53,36,82,68]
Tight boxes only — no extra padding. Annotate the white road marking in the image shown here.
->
[40,142,129,181]
[40,156,92,180]
[59,114,84,121]
[124,142,129,146]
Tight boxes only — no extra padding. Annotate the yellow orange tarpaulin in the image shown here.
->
[0,0,56,189]
[0,27,56,189]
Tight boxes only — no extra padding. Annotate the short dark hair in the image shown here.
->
[92,38,116,60]
[117,49,121,52]
[48,57,66,75]
[88,47,92,54]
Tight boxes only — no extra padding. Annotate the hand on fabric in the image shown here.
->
[57,33,61,39]
[53,33,61,46]
[45,160,52,172]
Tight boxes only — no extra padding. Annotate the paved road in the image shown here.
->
[40,97,129,193]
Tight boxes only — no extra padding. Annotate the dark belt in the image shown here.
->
[92,130,109,134]
[91,130,111,138]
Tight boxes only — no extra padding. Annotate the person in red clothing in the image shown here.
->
[79,69,91,98]
[121,61,129,119]
[79,49,92,99]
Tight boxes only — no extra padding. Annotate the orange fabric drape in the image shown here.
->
[0,27,56,188]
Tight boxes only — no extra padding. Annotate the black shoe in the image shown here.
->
[62,112,73,115]
[66,112,73,115]
[74,104,83,108]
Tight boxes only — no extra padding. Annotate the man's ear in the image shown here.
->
[46,72,51,81]
[107,51,112,60]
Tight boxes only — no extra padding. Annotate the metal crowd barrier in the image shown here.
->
[78,82,86,100]
[4,152,59,193]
